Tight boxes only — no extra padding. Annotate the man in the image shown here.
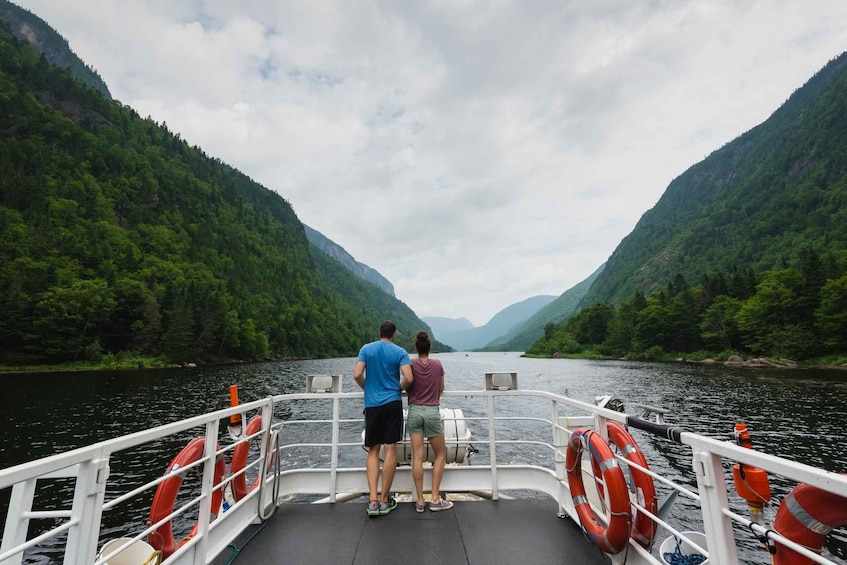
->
[353,320,413,516]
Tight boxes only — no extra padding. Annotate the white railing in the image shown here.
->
[1,383,845,565]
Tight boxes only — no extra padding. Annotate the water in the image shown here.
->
[1,352,845,563]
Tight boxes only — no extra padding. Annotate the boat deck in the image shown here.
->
[211,499,612,565]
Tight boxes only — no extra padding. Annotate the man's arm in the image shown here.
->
[399,364,413,391]
[353,361,366,389]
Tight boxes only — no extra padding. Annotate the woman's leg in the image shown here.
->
[428,434,447,502]
[410,433,425,504]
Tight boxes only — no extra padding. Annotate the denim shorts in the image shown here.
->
[406,404,442,438]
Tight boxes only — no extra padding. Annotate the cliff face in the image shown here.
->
[0,0,111,98]
[304,225,395,296]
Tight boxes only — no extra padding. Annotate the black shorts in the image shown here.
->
[364,400,403,447]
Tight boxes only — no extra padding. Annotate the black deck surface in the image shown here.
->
[212,499,612,565]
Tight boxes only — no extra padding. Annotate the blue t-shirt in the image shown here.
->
[357,340,411,408]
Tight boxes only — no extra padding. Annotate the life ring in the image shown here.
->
[148,437,226,559]
[566,426,632,554]
[589,422,658,548]
[772,480,847,565]
[230,415,265,501]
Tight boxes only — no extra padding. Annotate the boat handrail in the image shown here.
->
[2,387,847,565]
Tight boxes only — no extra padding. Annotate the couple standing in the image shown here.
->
[352,320,454,516]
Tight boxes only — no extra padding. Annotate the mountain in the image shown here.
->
[303,225,395,296]
[429,295,556,351]
[422,316,474,340]
[485,265,603,351]
[0,17,438,364]
[0,0,110,98]
[580,52,847,308]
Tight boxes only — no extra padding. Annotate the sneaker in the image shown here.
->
[415,502,426,513]
[379,497,397,515]
[428,498,453,512]
[367,501,380,516]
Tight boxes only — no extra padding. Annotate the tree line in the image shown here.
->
[527,248,847,362]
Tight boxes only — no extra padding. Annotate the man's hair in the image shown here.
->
[379,320,397,339]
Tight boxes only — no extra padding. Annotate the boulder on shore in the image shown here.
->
[724,355,745,367]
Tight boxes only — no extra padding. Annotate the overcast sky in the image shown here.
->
[16,1,847,326]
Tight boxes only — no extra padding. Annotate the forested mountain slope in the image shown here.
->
[304,225,395,297]
[581,52,847,308]
[0,25,431,364]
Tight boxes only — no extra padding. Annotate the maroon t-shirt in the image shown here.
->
[407,358,444,406]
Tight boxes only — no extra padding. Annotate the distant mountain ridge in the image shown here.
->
[422,316,474,338]
[303,225,395,296]
[0,0,111,98]
[425,295,556,351]
[486,265,604,351]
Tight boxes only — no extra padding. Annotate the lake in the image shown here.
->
[1,352,845,564]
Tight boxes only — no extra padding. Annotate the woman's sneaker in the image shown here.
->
[367,501,380,516]
[428,498,454,512]
[415,502,426,513]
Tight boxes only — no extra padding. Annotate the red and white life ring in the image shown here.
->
[230,415,264,502]
[148,437,226,559]
[566,426,632,554]
[590,422,658,548]
[772,480,847,565]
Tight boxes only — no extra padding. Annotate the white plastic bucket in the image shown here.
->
[659,531,708,564]
[98,538,160,565]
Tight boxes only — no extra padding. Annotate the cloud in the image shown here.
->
[19,0,847,326]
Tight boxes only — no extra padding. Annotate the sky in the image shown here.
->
[15,1,847,327]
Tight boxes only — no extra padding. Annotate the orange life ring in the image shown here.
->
[772,480,847,565]
[566,426,632,554]
[230,415,265,501]
[590,422,658,548]
[148,437,226,559]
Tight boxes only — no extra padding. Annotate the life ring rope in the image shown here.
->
[148,437,226,559]
[231,415,273,502]
[587,422,659,549]
[566,426,632,555]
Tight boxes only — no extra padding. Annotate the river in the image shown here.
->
[1,352,845,564]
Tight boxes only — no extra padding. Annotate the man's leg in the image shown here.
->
[367,444,382,501]
[380,443,398,501]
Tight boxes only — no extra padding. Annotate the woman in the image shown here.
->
[406,331,453,512]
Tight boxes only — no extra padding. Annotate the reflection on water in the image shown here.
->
[1,353,846,564]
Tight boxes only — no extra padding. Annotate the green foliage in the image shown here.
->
[0,26,431,366]
[530,257,847,362]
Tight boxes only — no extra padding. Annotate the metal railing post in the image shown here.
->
[66,453,109,565]
[692,448,738,565]
[192,419,220,565]
[487,394,498,500]
[329,395,340,502]
[0,479,36,565]
[259,399,275,512]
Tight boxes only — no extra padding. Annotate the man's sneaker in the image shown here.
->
[415,502,426,513]
[379,497,398,515]
[367,501,380,516]
[428,498,454,512]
